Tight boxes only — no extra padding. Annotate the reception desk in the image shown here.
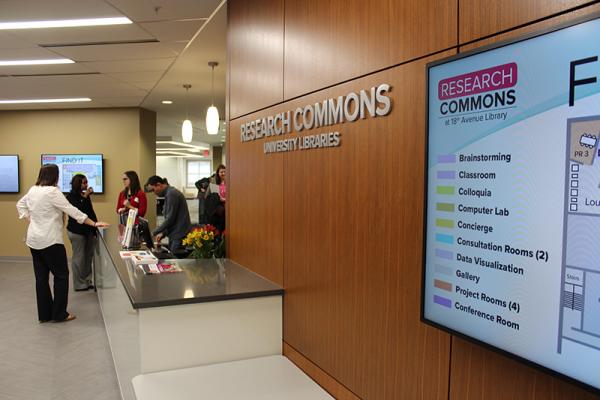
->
[93,228,284,400]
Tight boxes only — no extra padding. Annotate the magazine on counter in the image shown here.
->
[139,264,161,274]
[157,262,182,273]
[137,262,182,275]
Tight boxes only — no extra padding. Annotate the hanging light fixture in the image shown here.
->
[182,84,193,143]
[206,61,219,135]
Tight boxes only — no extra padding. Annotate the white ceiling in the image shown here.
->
[0,0,227,146]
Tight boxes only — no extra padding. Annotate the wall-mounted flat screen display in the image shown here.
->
[423,15,600,393]
[41,154,104,193]
[0,155,19,193]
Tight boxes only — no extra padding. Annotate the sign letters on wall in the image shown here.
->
[239,83,393,154]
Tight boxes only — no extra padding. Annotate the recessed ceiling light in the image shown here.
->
[155,141,208,151]
[0,17,132,30]
[0,58,74,66]
[156,150,208,157]
[161,100,173,104]
[0,97,91,104]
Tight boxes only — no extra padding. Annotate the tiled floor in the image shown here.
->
[0,259,121,400]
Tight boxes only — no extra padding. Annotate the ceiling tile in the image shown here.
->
[108,70,164,82]
[0,31,37,49]
[49,42,179,61]
[140,19,205,42]
[160,41,188,55]
[0,47,71,60]
[106,0,222,22]
[82,58,174,73]
[141,5,227,125]
[0,74,147,99]
[9,24,154,46]
[128,82,158,90]
[93,96,145,107]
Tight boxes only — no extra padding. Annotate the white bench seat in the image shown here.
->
[132,355,334,400]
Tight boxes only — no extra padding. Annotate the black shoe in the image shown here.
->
[74,287,89,292]
[39,320,51,323]
[54,314,76,323]
[87,285,95,290]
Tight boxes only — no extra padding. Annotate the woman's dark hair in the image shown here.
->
[122,170,141,197]
[70,174,87,195]
[215,164,226,185]
[36,164,59,187]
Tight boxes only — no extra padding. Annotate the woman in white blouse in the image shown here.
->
[17,164,109,323]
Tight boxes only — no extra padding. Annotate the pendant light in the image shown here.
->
[182,84,193,143]
[206,61,219,135]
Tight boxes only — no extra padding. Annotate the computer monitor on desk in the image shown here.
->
[138,218,172,259]
[137,217,154,249]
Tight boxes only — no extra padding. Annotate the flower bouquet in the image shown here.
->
[183,225,222,259]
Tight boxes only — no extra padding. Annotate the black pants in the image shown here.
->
[30,244,69,322]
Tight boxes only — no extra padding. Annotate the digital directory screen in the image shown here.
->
[423,16,600,393]
[0,155,19,193]
[41,154,103,193]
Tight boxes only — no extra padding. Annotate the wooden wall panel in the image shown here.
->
[228,1,600,399]
[283,0,456,100]
[281,52,454,400]
[228,0,284,119]
[284,342,362,400]
[459,0,589,44]
[460,1,600,52]
[227,119,284,285]
[450,338,600,400]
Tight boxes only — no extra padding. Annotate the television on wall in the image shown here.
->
[0,155,19,193]
[41,154,104,193]
[422,15,600,394]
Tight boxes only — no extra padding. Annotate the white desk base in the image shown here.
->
[139,296,282,373]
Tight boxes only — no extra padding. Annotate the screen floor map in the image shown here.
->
[561,117,600,353]
[423,14,600,393]
[42,154,103,193]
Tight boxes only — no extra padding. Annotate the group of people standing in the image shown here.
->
[16,163,226,324]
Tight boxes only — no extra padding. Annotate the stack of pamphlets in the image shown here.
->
[119,251,182,275]
[119,250,158,265]
[138,262,183,275]
[156,262,182,273]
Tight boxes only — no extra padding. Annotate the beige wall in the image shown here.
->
[0,108,156,257]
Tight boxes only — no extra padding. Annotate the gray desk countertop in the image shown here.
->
[97,227,283,309]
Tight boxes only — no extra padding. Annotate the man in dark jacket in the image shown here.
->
[194,176,211,224]
[145,175,192,256]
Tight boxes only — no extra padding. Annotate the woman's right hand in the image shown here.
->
[117,207,126,214]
